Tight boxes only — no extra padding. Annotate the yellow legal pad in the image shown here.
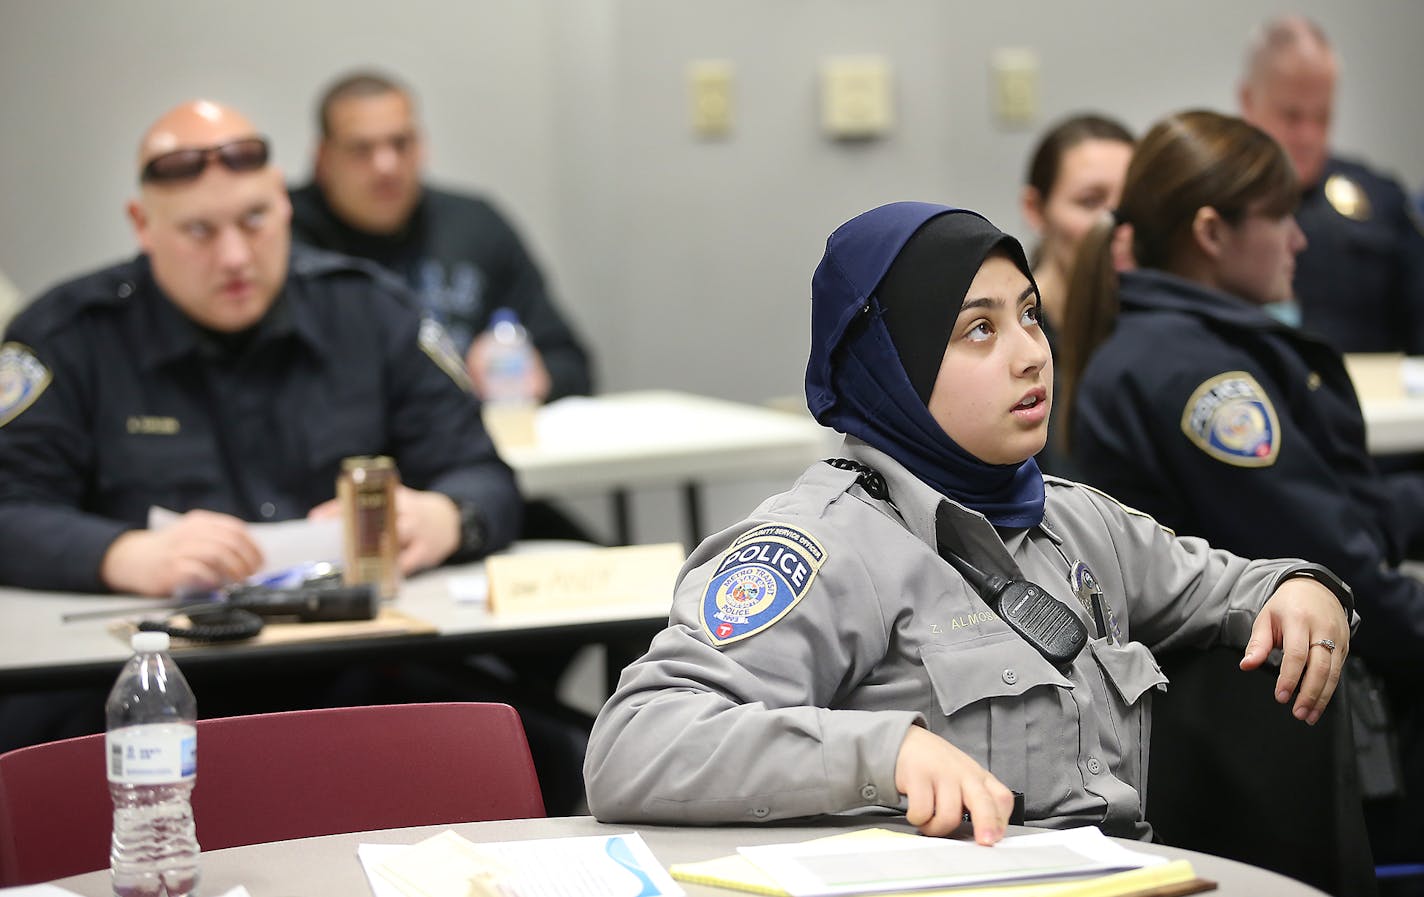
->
[669,829,1215,897]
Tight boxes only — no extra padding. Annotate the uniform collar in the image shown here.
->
[133,252,329,369]
[1119,269,1285,333]
[1119,268,1342,353]
[297,180,427,254]
[845,437,1032,582]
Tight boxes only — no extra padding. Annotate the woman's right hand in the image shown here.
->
[894,724,1016,843]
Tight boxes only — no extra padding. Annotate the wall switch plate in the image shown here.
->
[689,60,734,138]
[821,55,893,139]
[991,48,1038,127]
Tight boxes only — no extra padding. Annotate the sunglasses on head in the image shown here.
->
[140,136,270,184]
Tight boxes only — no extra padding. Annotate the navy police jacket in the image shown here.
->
[0,246,521,592]
[1295,156,1424,354]
[1072,269,1424,666]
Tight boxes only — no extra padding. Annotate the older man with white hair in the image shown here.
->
[1239,14,1424,355]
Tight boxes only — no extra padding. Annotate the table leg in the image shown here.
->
[611,488,633,545]
[682,481,704,548]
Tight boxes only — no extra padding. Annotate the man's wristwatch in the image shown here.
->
[1283,562,1354,619]
[452,499,488,561]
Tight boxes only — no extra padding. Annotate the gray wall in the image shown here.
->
[3,0,1422,412]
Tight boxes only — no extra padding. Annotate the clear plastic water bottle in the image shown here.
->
[482,307,537,406]
[106,631,199,897]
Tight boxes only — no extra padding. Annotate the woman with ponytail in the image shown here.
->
[1065,109,1423,890]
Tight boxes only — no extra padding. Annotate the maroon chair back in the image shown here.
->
[0,702,544,885]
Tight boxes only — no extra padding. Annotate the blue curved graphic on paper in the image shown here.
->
[604,835,659,897]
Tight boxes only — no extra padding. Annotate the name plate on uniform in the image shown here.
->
[485,542,685,614]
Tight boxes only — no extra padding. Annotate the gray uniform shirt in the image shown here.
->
[585,438,1329,839]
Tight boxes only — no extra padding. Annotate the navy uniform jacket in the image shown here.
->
[1072,269,1424,667]
[0,246,521,592]
[289,183,594,401]
[1294,156,1424,354]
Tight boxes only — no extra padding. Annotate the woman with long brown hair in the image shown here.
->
[1062,109,1422,891]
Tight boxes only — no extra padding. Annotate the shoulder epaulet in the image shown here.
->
[9,259,141,341]
[1050,478,1176,537]
[288,245,414,306]
[288,244,380,279]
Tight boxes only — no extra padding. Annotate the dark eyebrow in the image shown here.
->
[961,285,1036,312]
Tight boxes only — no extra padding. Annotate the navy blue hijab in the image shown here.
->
[805,202,1045,528]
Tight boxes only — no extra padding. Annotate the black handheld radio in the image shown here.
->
[825,457,1088,667]
[137,581,379,643]
[936,547,1087,668]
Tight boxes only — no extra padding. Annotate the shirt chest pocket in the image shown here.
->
[96,435,223,522]
[303,401,386,472]
[1087,639,1167,795]
[920,633,1073,792]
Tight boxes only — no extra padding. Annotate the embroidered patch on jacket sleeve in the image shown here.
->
[1179,371,1280,467]
[701,523,827,647]
[0,342,52,428]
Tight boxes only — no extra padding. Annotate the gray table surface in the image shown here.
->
[54,814,1328,896]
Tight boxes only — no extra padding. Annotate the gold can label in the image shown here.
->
[338,456,400,600]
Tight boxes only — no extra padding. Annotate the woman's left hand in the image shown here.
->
[1240,577,1350,726]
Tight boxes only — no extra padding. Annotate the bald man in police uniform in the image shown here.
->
[0,100,520,594]
[1240,15,1424,354]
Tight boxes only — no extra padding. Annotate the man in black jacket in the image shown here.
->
[289,70,593,404]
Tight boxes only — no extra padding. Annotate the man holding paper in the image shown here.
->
[0,99,520,595]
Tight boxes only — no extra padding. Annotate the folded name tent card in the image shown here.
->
[484,542,684,614]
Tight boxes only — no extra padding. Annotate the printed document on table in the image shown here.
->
[148,506,342,575]
[736,826,1165,897]
[359,830,684,897]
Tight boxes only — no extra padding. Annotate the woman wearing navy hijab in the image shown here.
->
[585,202,1352,843]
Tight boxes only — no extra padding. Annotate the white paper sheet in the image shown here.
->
[148,506,342,575]
[736,826,1165,897]
[358,831,683,897]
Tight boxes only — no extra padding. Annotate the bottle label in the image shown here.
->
[107,723,197,784]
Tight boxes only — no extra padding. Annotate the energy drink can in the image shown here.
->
[338,455,400,600]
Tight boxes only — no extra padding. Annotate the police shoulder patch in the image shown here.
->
[1180,371,1280,467]
[0,342,52,428]
[701,523,828,647]
[418,318,473,393]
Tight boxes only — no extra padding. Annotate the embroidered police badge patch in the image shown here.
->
[701,524,827,647]
[0,342,51,428]
[418,318,474,393]
[1180,371,1280,467]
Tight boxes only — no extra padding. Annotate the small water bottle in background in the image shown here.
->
[106,631,199,897]
[481,307,537,406]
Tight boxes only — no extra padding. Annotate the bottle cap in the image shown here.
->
[131,630,171,653]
